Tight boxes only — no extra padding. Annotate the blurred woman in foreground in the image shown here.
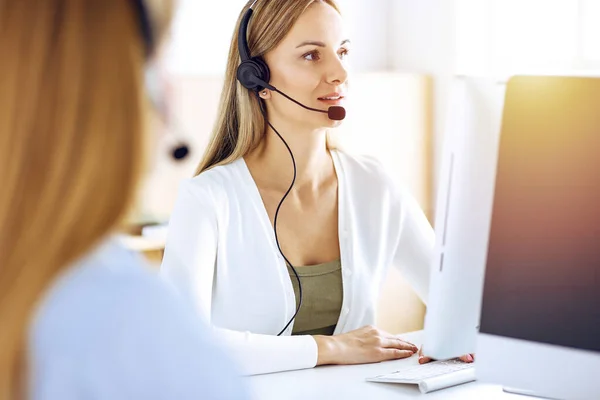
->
[0,1,248,399]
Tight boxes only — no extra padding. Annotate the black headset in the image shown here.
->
[235,1,347,122]
[236,3,273,92]
[132,0,155,59]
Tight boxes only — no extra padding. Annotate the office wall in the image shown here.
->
[388,0,457,214]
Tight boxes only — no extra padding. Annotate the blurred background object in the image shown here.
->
[125,0,600,334]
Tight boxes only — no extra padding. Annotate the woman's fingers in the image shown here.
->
[395,337,418,350]
[381,348,415,361]
[458,354,475,363]
[376,329,419,352]
[418,354,433,364]
[417,345,475,364]
[418,345,434,364]
[380,337,419,352]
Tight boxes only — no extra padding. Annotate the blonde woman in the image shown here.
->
[162,0,474,376]
[0,1,248,399]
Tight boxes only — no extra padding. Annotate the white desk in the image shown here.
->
[245,331,522,400]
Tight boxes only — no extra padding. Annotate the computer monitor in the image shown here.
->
[422,76,506,359]
[476,75,600,400]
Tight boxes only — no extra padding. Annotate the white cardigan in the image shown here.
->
[160,150,434,376]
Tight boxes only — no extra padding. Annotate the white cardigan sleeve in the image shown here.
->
[160,180,318,376]
[392,187,435,306]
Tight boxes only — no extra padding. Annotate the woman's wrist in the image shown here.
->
[313,335,338,366]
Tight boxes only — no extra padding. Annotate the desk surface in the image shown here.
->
[245,331,521,400]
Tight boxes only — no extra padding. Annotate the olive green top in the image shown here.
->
[288,260,343,336]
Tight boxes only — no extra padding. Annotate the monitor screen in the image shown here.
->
[480,75,600,353]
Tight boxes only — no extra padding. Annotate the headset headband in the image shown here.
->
[132,0,155,57]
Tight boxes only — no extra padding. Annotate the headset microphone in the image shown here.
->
[171,144,190,160]
[268,84,346,121]
[327,105,346,121]
[243,68,346,122]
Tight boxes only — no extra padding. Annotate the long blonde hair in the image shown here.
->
[0,1,172,397]
[195,0,341,175]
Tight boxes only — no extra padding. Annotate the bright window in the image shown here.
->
[456,0,600,76]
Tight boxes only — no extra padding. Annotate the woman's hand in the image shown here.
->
[313,325,418,366]
[417,345,474,364]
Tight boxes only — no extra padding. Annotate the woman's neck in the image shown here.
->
[245,125,335,194]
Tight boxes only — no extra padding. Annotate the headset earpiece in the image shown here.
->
[237,59,271,91]
[236,5,271,92]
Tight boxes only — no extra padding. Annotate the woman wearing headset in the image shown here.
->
[162,0,473,375]
[0,1,248,399]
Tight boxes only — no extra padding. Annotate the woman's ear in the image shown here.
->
[259,89,271,100]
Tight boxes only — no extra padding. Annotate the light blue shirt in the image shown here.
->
[29,237,250,400]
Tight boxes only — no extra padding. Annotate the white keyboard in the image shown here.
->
[368,359,474,384]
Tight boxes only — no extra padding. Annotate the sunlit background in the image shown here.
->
[130,0,600,334]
